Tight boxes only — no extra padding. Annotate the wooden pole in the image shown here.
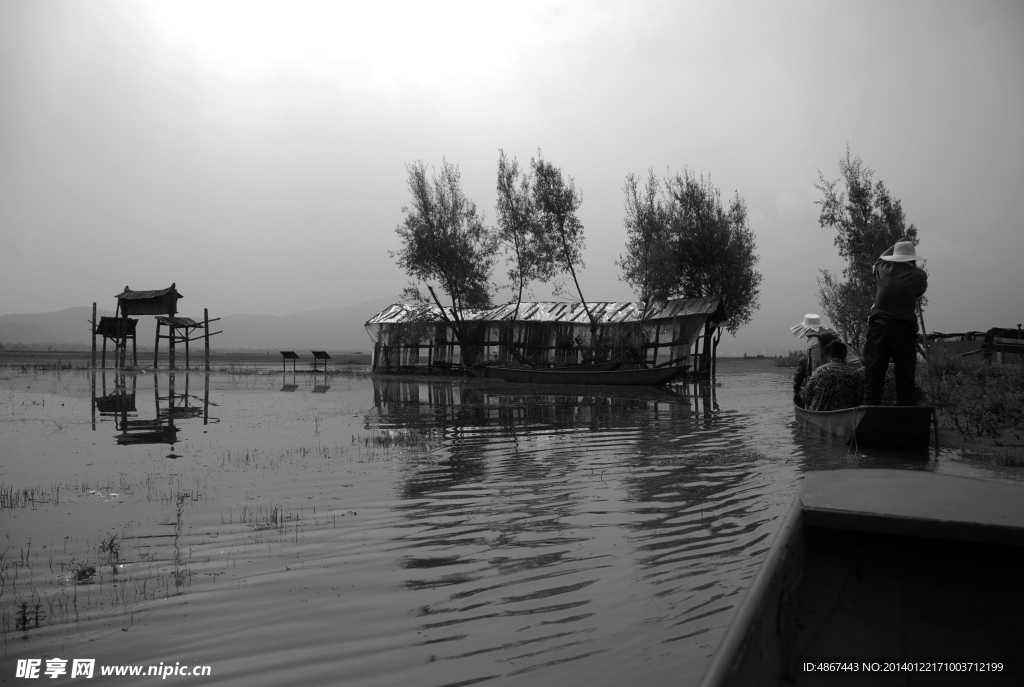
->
[184,326,190,370]
[918,304,941,453]
[154,321,160,369]
[102,336,107,369]
[132,324,137,366]
[170,326,176,371]
[91,303,97,368]
[204,308,210,372]
[120,310,129,370]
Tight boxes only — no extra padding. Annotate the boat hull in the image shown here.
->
[483,365,686,386]
[700,470,1024,687]
[795,404,933,446]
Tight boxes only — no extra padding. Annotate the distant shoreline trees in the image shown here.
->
[815,147,920,351]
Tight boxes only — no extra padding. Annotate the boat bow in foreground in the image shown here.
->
[700,469,1024,686]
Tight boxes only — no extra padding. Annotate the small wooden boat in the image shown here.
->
[465,361,622,379]
[700,469,1024,687]
[482,364,687,386]
[795,404,934,447]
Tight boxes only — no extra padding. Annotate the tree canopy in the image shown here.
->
[815,147,919,350]
[617,168,762,337]
[530,152,597,335]
[391,159,498,362]
[617,169,675,319]
[665,170,761,336]
[495,150,555,320]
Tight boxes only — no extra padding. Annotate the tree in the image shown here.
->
[495,150,555,320]
[664,169,763,374]
[616,169,675,320]
[531,152,601,350]
[815,146,919,351]
[391,159,499,367]
[615,168,762,374]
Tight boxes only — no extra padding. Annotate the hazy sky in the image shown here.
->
[2,0,1022,354]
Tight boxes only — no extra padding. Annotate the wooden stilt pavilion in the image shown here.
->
[91,285,221,370]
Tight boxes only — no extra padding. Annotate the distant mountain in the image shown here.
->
[0,306,113,346]
[0,296,401,353]
[215,296,400,352]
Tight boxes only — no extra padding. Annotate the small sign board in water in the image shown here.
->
[280,351,300,373]
[311,350,331,372]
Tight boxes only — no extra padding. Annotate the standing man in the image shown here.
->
[863,241,928,405]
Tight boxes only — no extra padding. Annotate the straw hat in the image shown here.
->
[790,314,835,339]
[881,241,924,262]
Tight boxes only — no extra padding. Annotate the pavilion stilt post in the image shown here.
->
[184,327,190,370]
[204,308,210,372]
[120,311,129,370]
[170,327,176,371]
[102,336,107,369]
[154,321,161,369]
[91,303,97,368]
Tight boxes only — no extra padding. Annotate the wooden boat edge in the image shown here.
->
[794,404,934,446]
[697,495,805,687]
[698,470,1024,687]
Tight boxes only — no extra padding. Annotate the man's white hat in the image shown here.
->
[881,241,924,262]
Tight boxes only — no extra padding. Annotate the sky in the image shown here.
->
[1,0,1022,355]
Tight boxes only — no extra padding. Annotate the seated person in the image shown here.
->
[792,336,864,408]
[803,340,865,411]
[790,314,864,374]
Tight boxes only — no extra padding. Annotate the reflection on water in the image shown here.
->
[91,370,216,445]
[5,370,1021,686]
[359,377,797,684]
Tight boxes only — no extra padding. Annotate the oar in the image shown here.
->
[917,303,941,453]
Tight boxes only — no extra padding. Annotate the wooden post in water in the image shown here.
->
[918,304,941,453]
[204,308,210,372]
[91,303,97,368]
[169,325,176,371]
[184,325,190,370]
[154,321,160,369]
[120,309,129,370]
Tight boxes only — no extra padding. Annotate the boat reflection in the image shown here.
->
[91,371,217,445]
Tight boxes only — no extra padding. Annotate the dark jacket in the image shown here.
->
[870,260,927,323]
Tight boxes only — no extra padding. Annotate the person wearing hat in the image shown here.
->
[863,240,928,406]
[789,314,862,407]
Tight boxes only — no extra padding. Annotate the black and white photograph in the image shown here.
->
[2,1,1023,684]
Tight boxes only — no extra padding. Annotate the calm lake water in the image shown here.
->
[2,367,1021,685]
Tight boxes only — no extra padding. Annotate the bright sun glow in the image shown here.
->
[146,0,581,87]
